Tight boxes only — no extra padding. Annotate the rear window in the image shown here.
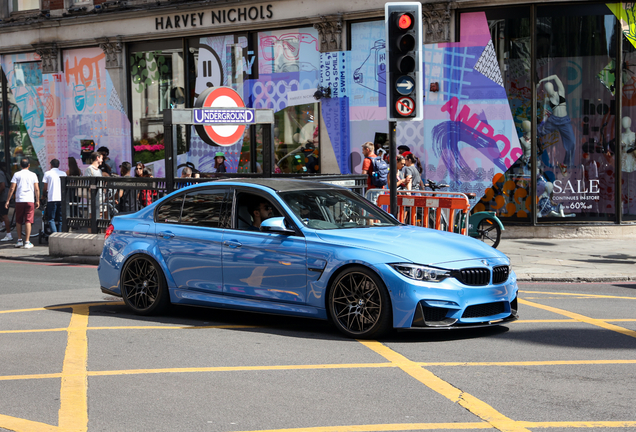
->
[180,190,229,228]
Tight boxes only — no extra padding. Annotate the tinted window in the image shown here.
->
[180,190,229,228]
[156,195,184,224]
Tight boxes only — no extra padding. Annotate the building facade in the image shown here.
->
[1,0,635,227]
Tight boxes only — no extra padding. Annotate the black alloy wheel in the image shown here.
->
[477,218,501,249]
[329,266,391,339]
[121,255,170,315]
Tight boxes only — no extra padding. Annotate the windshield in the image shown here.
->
[278,189,399,230]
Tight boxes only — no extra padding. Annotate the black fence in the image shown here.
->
[60,174,368,233]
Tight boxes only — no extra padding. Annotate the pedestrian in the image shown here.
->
[214,152,227,173]
[42,159,67,233]
[139,167,157,207]
[361,141,388,190]
[0,169,11,242]
[181,167,192,178]
[4,158,39,248]
[395,155,409,190]
[66,157,82,176]
[97,146,117,175]
[397,145,412,157]
[403,153,423,190]
[116,162,136,213]
[134,162,145,178]
[84,152,103,178]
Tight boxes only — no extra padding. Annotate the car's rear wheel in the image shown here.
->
[328,266,392,339]
[121,255,169,315]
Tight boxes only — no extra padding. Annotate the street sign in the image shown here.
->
[396,76,415,95]
[194,86,249,146]
[396,96,415,116]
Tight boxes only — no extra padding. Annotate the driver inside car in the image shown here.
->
[247,197,274,231]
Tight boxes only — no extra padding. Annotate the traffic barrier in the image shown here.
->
[374,190,471,235]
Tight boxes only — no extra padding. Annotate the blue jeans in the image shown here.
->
[46,201,62,233]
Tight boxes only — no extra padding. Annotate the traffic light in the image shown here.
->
[385,2,423,121]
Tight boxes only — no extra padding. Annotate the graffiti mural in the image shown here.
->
[2,48,131,174]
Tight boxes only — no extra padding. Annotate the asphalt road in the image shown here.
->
[1,261,636,432]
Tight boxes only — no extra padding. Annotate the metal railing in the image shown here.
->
[61,174,367,233]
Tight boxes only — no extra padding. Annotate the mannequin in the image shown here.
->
[622,116,636,173]
[519,119,532,165]
[537,75,576,175]
[538,181,575,217]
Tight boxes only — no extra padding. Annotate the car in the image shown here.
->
[98,178,518,338]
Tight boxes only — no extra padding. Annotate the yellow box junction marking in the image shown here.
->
[358,340,531,432]
[2,297,636,431]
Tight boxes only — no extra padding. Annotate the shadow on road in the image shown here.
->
[43,300,517,343]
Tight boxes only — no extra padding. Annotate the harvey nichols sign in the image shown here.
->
[155,4,274,30]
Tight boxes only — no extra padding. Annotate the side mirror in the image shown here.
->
[260,217,295,235]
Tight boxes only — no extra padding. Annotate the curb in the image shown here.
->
[0,253,99,266]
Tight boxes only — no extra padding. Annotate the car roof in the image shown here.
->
[192,178,345,193]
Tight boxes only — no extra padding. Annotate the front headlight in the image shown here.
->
[390,263,451,282]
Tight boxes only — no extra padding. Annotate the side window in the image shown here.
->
[156,195,184,224]
[180,190,229,228]
[235,193,281,231]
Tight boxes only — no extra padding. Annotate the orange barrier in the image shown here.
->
[375,191,471,235]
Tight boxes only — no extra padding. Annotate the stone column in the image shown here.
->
[32,43,60,74]
[422,1,455,44]
[313,14,344,53]
[97,37,128,115]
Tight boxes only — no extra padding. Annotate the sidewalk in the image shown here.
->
[0,232,634,281]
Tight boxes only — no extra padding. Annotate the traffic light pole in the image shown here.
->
[389,121,398,218]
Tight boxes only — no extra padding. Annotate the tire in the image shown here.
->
[477,218,501,249]
[120,255,170,315]
[328,266,392,339]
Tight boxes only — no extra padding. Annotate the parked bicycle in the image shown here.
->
[424,179,504,248]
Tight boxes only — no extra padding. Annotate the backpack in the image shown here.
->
[368,156,389,187]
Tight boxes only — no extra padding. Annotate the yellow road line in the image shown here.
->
[87,324,256,330]
[519,299,636,339]
[0,373,61,381]
[233,422,493,431]
[0,328,69,334]
[0,301,124,314]
[88,362,395,377]
[520,291,636,300]
[520,420,636,428]
[5,358,636,382]
[57,305,89,432]
[0,414,61,432]
[231,420,636,432]
[358,341,530,432]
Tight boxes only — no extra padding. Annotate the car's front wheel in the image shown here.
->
[120,255,170,315]
[328,266,392,339]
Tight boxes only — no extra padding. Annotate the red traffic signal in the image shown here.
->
[397,13,413,30]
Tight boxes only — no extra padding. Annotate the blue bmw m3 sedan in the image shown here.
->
[98,178,518,338]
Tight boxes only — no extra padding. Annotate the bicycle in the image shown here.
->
[424,179,504,249]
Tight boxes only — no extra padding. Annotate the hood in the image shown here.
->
[314,225,506,266]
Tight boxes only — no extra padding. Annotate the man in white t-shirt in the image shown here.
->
[42,159,67,233]
[4,158,40,249]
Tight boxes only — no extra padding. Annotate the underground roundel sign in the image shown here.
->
[194,86,254,146]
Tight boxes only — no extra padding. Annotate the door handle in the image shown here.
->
[158,231,175,239]
[224,240,242,248]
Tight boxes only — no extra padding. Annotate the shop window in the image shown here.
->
[622,32,636,221]
[11,0,39,12]
[130,41,186,168]
[473,8,532,223]
[536,5,616,222]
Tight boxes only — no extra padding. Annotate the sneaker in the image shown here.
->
[24,241,34,249]
[1,234,12,242]
[15,239,23,248]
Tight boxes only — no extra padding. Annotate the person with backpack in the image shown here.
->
[361,141,389,189]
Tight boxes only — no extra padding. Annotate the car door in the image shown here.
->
[222,189,308,304]
[155,188,230,293]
